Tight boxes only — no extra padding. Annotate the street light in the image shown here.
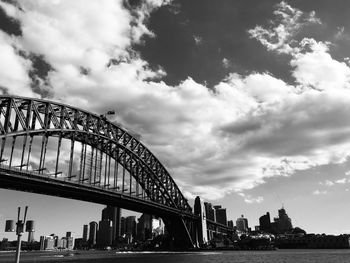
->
[5,206,28,263]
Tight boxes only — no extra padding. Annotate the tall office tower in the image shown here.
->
[204,202,216,221]
[236,215,249,232]
[66,232,72,238]
[101,206,122,242]
[259,212,271,232]
[120,217,126,236]
[228,220,234,229]
[214,205,228,226]
[88,221,98,246]
[125,216,137,237]
[97,220,112,247]
[39,236,45,250]
[136,213,152,241]
[194,196,208,245]
[275,207,293,233]
[82,224,89,242]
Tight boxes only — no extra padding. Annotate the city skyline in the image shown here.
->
[1,0,350,237]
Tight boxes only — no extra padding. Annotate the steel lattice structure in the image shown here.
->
[0,96,192,215]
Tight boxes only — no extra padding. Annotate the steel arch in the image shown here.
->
[0,96,192,214]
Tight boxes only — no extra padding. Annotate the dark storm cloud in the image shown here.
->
[134,0,297,87]
[0,4,21,36]
[28,54,54,98]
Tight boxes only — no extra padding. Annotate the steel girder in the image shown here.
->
[0,96,192,214]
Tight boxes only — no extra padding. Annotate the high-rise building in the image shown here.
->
[101,206,122,242]
[39,236,45,250]
[88,221,98,246]
[136,214,152,241]
[228,220,234,229]
[236,215,249,232]
[259,212,271,232]
[82,224,89,242]
[97,220,113,247]
[125,216,136,237]
[214,205,227,226]
[204,202,216,221]
[273,207,293,234]
[120,217,126,236]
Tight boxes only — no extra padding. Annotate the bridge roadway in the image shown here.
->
[0,166,197,221]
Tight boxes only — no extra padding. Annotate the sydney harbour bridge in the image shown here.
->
[0,96,232,248]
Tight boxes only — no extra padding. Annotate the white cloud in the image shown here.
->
[248,1,321,54]
[193,35,202,45]
[238,192,264,204]
[320,178,349,186]
[0,32,34,96]
[222,58,230,69]
[1,1,350,202]
[312,190,327,195]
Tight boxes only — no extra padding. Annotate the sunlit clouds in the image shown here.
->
[1,0,350,203]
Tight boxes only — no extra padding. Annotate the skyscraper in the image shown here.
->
[97,220,112,247]
[214,205,227,226]
[101,206,121,243]
[88,221,98,246]
[236,215,249,232]
[274,207,293,234]
[120,217,126,236]
[136,213,152,241]
[204,202,215,221]
[125,216,136,237]
[82,224,89,242]
[259,212,271,232]
[228,220,234,229]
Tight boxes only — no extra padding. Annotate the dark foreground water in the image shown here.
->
[1,249,350,263]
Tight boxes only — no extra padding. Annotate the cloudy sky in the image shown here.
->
[1,0,350,238]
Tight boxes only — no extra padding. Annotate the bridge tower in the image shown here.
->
[194,196,208,247]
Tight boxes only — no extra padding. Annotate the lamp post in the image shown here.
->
[5,206,28,263]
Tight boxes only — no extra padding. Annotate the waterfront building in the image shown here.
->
[125,216,137,238]
[120,217,126,236]
[236,215,249,232]
[259,212,271,232]
[66,237,74,249]
[88,221,98,246]
[44,236,55,250]
[228,220,234,229]
[101,206,121,242]
[214,205,228,226]
[204,202,216,221]
[39,236,45,250]
[97,220,113,247]
[273,207,293,234]
[136,213,152,241]
[56,238,65,249]
[82,224,89,242]
[27,232,34,243]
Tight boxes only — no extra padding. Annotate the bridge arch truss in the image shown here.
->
[0,96,192,216]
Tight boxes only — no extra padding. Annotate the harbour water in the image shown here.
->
[1,249,350,263]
